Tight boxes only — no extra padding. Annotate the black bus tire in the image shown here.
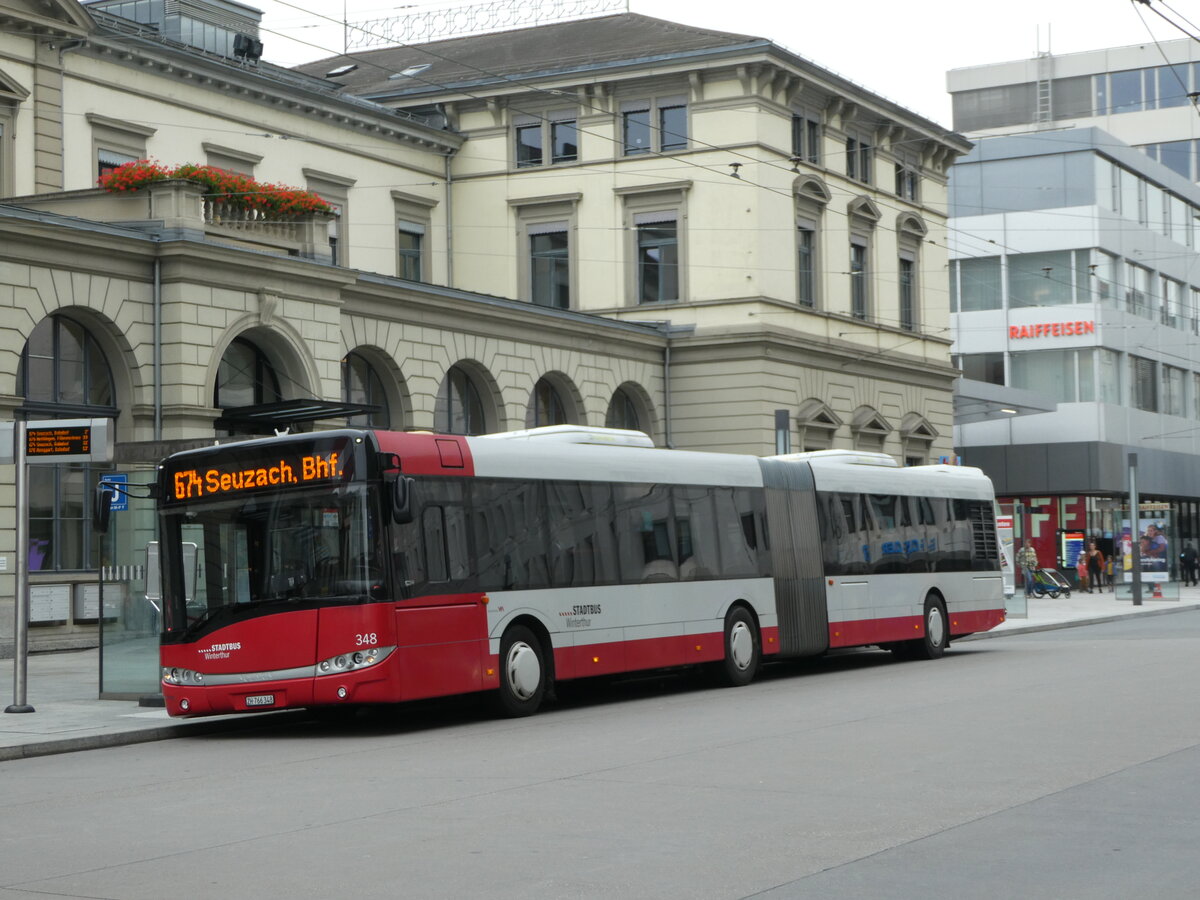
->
[719,606,761,687]
[494,625,548,717]
[912,594,949,660]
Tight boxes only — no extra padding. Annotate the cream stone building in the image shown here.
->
[1,0,968,667]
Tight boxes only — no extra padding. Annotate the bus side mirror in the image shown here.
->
[93,481,114,533]
[392,476,414,524]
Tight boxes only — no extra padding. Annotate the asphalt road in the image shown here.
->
[3,612,1200,900]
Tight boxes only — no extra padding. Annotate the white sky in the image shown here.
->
[250,0,1186,125]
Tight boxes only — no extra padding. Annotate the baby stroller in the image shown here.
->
[1031,567,1072,599]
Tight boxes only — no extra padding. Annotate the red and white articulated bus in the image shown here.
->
[155,426,1005,718]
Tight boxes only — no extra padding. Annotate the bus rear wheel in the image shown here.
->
[896,594,948,661]
[494,625,548,717]
[719,606,761,687]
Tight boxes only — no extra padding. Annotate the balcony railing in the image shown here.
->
[9,180,334,263]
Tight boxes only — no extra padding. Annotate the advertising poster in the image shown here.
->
[1120,510,1172,582]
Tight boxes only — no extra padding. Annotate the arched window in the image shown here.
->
[17,315,116,572]
[342,351,390,428]
[436,366,486,435]
[20,315,114,412]
[525,377,569,428]
[605,387,641,431]
[214,337,282,409]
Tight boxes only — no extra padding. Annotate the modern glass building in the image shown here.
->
[950,128,1200,576]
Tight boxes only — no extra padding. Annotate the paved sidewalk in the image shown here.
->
[3,584,1198,762]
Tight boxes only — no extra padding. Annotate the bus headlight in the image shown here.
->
[314,646,394,677]
[162,666,205,686]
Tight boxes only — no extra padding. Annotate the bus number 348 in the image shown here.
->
[355,633,378,646]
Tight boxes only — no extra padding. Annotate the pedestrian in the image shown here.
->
[1086,540,1104,594]
[1017,539,1039,598]
[1077,552,1089,592]
[1181,543,1199,586]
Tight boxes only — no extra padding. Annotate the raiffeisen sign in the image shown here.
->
[1009,320,1096,339]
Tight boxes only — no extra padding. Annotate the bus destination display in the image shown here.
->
[171,450,348,501]
[26,425,91,457]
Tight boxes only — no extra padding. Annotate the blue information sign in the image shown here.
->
[101,474,128,512]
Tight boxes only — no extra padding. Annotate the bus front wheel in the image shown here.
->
[495,625,548,717]
[719,606,761,687]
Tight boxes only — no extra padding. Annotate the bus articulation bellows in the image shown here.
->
[155,426,1005,718]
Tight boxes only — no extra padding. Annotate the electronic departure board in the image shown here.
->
[0,418,113,464]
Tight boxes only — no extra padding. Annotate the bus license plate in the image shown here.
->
[245,694,275,707]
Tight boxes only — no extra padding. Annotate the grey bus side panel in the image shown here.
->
[759,459,829,657]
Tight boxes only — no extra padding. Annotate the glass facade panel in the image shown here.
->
[955,257,1002,311]
[957,352,1005,385]
[1098,349,1122,404]
[1131,355,1157,411]
[1011,350,1077,403]
[1110,69,1144,113]
[1164,365,1186,416]
[1158,65,1190,107]
[1159,141,1192,180]
[1078,348,1095,402]
[1008,251,1074,307]
[1095,157,1118,210]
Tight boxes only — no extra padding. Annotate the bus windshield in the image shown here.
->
[160,483,384,635]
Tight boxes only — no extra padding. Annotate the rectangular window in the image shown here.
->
[1131,355,1158,411]
[97,148,138,179]
[659,104,687,152]
[850,240,868,319]
[637,221,679,303]
[530,228,570,309]
[516,123,543,168]
[623,106,651,155]
[797,225,816,307]
[846,138,871,183]
[898,256,916,330]
[397,223,424,282]
[895,162,919,202]
[551,119,578,163]
[791,114,821,164]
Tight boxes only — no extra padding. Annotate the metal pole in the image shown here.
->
[7,420,34,713]
[1129,452,1142,607]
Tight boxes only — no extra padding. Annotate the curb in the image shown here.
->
[0,709,305,762]
[957,601,1200,641]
